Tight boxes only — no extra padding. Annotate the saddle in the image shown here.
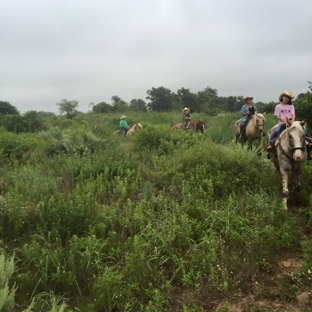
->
[237,116,252,127]
[268,124,287,143]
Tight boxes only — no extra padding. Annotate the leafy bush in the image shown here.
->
[0,128,47,164]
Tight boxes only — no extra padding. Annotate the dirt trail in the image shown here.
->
[214,209,312,312]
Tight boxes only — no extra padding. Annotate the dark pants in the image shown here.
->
[240,120,247,138]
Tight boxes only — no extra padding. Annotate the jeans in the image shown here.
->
[269,124,282,142]
[120,127,128,136]
[240,119,246,137]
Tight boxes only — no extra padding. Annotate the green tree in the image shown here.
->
[295,82,312,131]
[23,110,45,132]
[177,88,199,112]
[92,102,113,114]
[0,101,19,115]
[0,114,26,133]
[129,99,147,112]
[56,99,79,119]
[257,101,275,114]
[111,95,127,112]
[146,86,174,112]
[225,96,245,113]
[37,111,56,117]
[197,86,219,114]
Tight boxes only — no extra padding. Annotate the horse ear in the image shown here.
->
[300,119,306,127]
[263,112,266,115]
[286,118,292,126]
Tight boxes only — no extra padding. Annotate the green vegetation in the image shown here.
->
[0,111,312,311]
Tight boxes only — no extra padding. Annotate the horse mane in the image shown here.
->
[284,121,305,134]
[255,112,265,119]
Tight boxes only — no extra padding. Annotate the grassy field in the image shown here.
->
[1,111,312,311]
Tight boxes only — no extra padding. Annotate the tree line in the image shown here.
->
[91,86,265,115]
[1,82,312,133]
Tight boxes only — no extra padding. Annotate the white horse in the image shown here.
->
[268,120,307,209]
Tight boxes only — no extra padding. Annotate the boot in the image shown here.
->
[266,140,274,151]
[239,125,244,139]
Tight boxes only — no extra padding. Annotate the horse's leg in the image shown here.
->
[248,137,253,150]
[258,137,263,156]
[258,137,261,150]
[279,167,290,210]
[272,152,280,172]
[293,165,303,206]
[234,129,239,143]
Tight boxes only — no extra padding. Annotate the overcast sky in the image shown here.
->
[1,0,312,114]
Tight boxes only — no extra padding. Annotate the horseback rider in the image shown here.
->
[182,107,191,130]
[239,96,257,139]
[119,115,129,136]
[266,91,295,151]
[266,90,312,159]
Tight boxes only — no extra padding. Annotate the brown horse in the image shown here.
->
[234,112,266,152]
[186,120,206,134]
[268,120,307,209]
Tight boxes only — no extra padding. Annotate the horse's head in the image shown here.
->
[284,121,306,162]
[253,113,266,133]
[196,120,206,134]
[136,123,142,130]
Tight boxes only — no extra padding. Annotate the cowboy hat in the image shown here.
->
[279,90,294,102]
[120,115,127,119]
[182,107,190,113]
[244,96,253,102]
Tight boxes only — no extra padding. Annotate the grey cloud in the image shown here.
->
[1,0,312,113]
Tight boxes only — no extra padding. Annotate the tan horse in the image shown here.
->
[126,123,142,136]
[172,123,184,130]
[268,120,307,209]
[172,119,191,130]
[234,112,266,152]
[186,120,206,134]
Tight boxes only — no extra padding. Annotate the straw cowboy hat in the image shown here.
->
[182,107,190,113]
[279,90,294,102]
[244,96,253,102]
[120,115,127,120]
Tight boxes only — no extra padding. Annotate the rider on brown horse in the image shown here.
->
[182,107,191,130]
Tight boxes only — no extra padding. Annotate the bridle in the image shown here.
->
[277,125,306,161]
[253,114,265,135]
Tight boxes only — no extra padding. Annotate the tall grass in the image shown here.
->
[0,111,311,311]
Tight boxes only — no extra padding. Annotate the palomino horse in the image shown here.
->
[186,120,206,134]
[172,123,184,130]
[114,123,142,136]
[126,123,142,136]
[172,119,191,130]
[268,120,307,210]
[234,112,266,152]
